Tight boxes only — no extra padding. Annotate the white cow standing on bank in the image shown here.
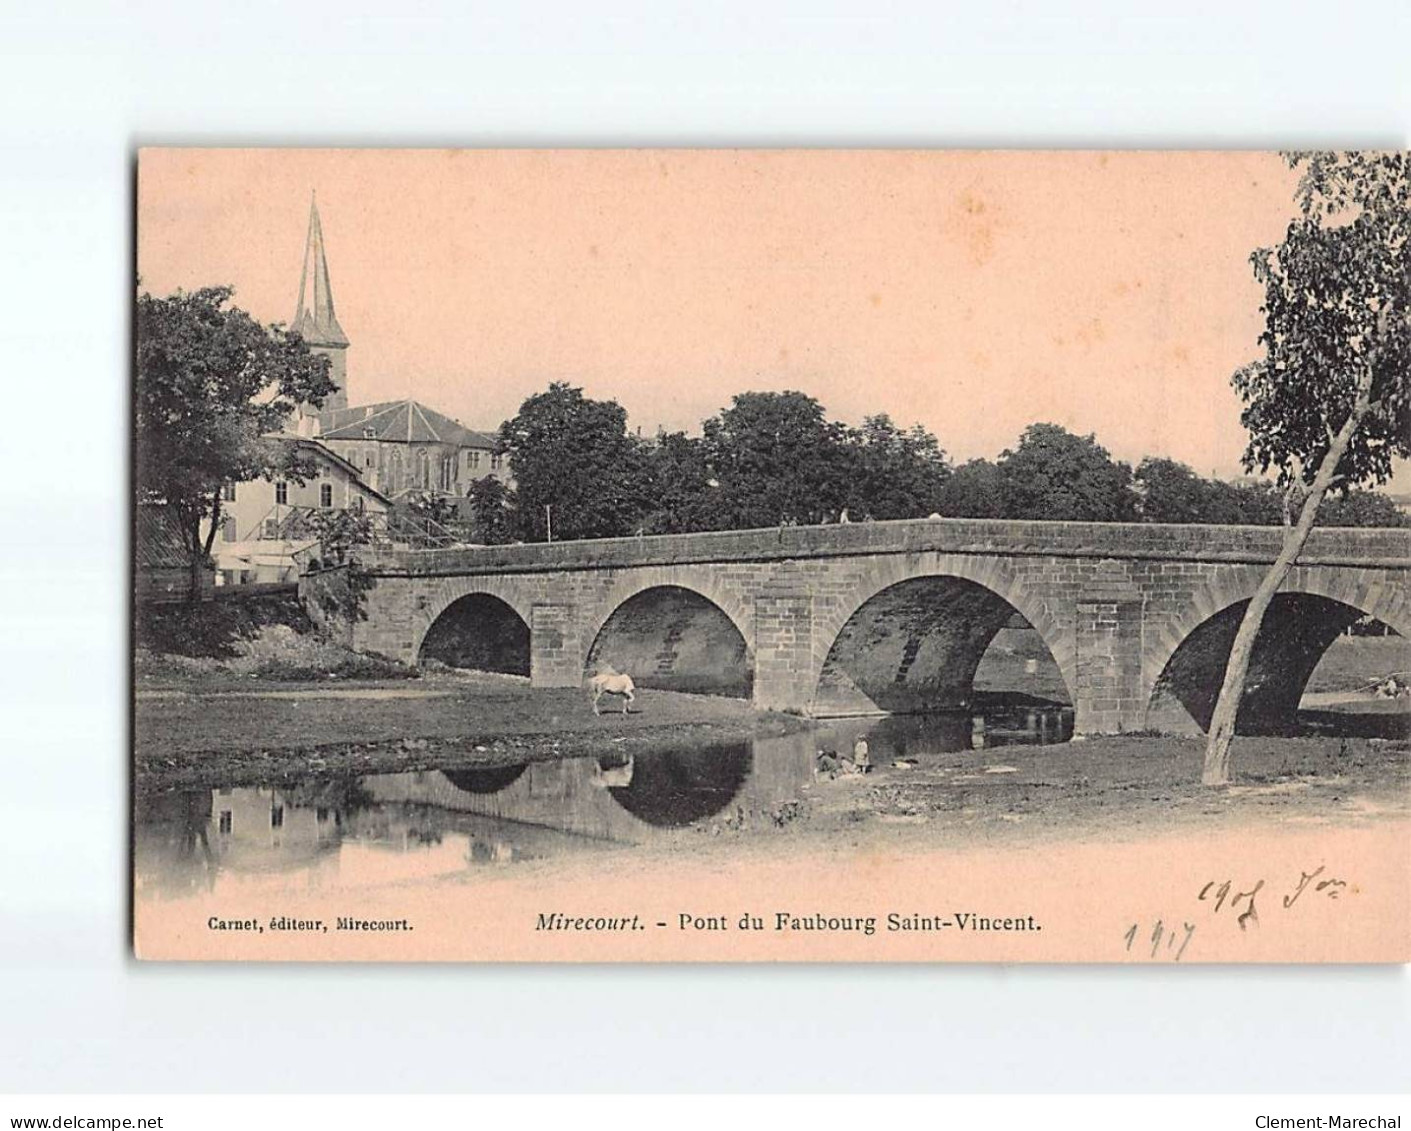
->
[588,667,637,715]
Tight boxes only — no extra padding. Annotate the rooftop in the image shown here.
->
[135,504,193,570]
[318,399,497,449]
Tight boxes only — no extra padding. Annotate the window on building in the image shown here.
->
[262,518,278,540]
[320,483,333,508]
[420,451,431,489]
[274,481,288,505]
[221,483,237,502]
[491,453,504,470]
[352,495,365,514]
[363,426,377,439]
[270,805,284,830]
[467,450,481,469]
[221,516,237,543]
[218,810,232,835]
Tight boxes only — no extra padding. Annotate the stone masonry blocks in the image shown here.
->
[352,520,1408,728]
[753,593,815,712]
[530,603,583,688]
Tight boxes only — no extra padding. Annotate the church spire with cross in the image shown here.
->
[292,192,349,411]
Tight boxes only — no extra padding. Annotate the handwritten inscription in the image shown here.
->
[1282,865,1349,909]
[1124,919,1196,961]
[1198,878,1265,930]
[1124,862,1355,960]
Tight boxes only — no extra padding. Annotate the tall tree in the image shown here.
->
[1204,152,1410,785]
[844,414,951,520]
[1222,480,1285,526]
[936,458,1007,518]
[134,286,335,595]
[1134,458,1222,524]
[465,475,518,545]
[1317,487,1410,528]
[1135,458,1280,525]
[997,423,1137,522]
[498,382,653,541]
[699,391,853,528]
[641,430,721,534]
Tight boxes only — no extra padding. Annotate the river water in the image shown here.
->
[133,705,1073,904]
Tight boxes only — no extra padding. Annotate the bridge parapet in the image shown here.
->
[357,517,1411,576]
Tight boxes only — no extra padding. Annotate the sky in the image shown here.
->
[136,149,1399,484]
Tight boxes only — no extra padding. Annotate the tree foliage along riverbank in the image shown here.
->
[1203,152,1411,785]
[134,286,337,592]
[466,384,1407,545]
[134,291,1406,561]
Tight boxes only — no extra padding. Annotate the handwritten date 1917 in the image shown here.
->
[1124,920,1196,961]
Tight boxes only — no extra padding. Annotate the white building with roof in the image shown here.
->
[204,437,391,585]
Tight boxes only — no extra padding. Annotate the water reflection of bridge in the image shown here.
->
[365,731,818,842]
[132,733,820,898]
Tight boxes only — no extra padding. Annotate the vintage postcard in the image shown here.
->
[132,149,1410,962]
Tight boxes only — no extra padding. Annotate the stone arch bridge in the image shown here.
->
[336,518,1410,736]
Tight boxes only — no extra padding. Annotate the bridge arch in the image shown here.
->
[414,580,535,675]
[583,571,755,698]
[1142,564,1411,734]
[808,553,1076,716]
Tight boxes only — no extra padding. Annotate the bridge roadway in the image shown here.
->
[314,517,1411,735]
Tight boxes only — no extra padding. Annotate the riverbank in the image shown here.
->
[134,668,809,793]
[789,721,1410,854]
[134,662,1409,841]
[133,610,1409,804]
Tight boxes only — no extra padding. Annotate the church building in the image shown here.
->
[290,195,509,501]
[207,196,509,583]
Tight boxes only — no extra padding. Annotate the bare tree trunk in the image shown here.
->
[186,492,221,603]
[203,492,223,557]
[1202,372,1375,786]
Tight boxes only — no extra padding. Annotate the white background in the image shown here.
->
[1,0,1408,1095]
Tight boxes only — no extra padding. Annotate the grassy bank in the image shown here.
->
[1305,633,1411,693]
[135,592,417,687]
[134,670,809,793]
[808,729,1410,846]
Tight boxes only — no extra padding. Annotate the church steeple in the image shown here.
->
[292,193,349,412]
